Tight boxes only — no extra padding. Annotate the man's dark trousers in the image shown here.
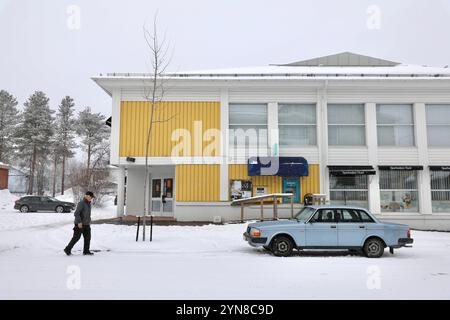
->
[66,224,91,253]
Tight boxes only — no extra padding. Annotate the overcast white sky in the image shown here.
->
[1,0,450,117]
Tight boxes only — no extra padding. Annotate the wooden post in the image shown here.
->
[240,202,244,223]
[273,195,278,220]
[260,200,264,221]
[290,194,294,219]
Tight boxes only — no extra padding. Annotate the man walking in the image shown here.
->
[64,191,95,256]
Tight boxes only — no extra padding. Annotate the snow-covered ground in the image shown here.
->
[1,190,450,299]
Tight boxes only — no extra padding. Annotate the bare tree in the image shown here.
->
[141,13,173,241]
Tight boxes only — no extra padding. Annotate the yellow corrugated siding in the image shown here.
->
[228,164,282,199]
[120,101,221,157]
[300,164,320,200]
[176,164,220,202]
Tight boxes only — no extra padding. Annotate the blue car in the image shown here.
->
[243,205,413,258]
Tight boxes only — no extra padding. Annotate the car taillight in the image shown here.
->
[407,229,411,238]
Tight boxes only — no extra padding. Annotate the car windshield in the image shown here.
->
[294,207,316,221]
[47,197,58,202]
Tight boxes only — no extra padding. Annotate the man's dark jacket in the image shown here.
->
[74,199,92,225]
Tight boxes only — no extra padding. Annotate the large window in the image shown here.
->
[229,104,268,149]
[329,175,368,208]
[278,104,316,146]
[328,104,365,146]
[430,170,450,212]
[426,104,450,147]
[379,170,419,212]
[377,104,415,146]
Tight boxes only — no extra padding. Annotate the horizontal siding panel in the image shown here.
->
[428,149,450,165]
[328,147,369,165]
[377,148,419,165]
[278,147,319,163]
[228,88,316,103]
[121,88,221,101]
[328,87,450,103]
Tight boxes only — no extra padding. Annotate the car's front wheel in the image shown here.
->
[55,205,64,213]
[363,238,385,258]
[271,236,294,257]
[20,205,29,213]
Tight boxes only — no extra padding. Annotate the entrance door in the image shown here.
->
[151,178,174,216]
[282,177,300,203]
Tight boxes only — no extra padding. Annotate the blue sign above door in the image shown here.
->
[247,157,309,177]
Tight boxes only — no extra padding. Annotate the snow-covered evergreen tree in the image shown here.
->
[0,90,20,163]
[16,91,55,194]
[53,96,77,195]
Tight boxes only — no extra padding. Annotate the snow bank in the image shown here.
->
[0,189,19,211]
[55,188,75,203]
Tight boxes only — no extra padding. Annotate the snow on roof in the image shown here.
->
[0,162,9,169]
[96,52,450,80]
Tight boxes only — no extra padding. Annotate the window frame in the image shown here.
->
[278,103,317,147]
[228,103,268,149]
[327,103,366,146]
[376,104,415,147]
[426,104,450,147]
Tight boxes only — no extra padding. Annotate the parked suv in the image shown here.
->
[14,196,76,213]
[243,205,414,258]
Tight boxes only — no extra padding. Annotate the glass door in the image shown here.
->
[151,178,174,216]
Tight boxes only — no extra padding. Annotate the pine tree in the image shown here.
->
[16,91,55,194]
[54,96,77,195]
[0,90,20,163]
[76,107,110,189]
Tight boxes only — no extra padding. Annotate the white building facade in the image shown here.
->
[94,52,450,230]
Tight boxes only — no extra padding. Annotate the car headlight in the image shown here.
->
[249,228,261,237]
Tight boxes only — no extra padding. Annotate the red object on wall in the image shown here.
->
[0,167,8,190]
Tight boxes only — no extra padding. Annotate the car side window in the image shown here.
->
[310,209,336,223]
[357,210,375,223]
[337,209,361,223]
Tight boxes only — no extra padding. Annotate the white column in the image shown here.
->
[317,84,329,198]
[219,89,229,201]
[366,103,381,214]
[268,102,279,156]
[110,89,121,165]
[414,102,432,214]
[116,166,125,217]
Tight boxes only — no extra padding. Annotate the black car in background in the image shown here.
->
[14,196,76,213]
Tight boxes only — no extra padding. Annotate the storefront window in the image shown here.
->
[379,170,419,212]
[329,175,368,208]
[430,170,450,212]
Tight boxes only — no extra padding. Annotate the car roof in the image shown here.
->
[306,205,369,211]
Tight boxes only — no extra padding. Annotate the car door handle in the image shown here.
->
[359,226,365,229]
[330,226,337,229]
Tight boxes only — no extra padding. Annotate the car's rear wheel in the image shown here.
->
[363,238,385,258]
[271,236,294,257]
[55,205,64,213]
[20,205,29,213]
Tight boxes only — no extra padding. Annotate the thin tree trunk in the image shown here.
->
[61,154,66,195]
[87,144,91,189]
[52,155,57,197]
[28,146,36,194]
